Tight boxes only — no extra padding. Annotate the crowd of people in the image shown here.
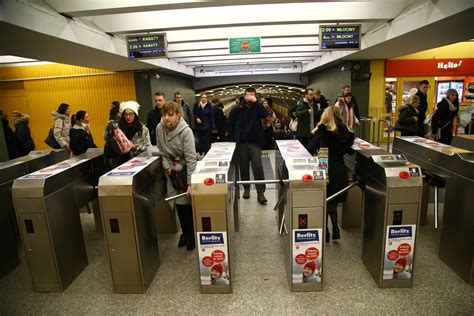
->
[0,81,467,247]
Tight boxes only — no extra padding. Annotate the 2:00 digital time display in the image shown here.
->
[319,25,361,50]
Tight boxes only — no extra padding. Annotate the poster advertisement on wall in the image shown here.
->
[292,229,323,284]
[383,225,416,280]
[198,232,230,286]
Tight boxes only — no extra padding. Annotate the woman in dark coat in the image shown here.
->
[210,97,227,143]
[431,89,459,145]
[69,110,97,156]
[308,106,355,242]
[193,93,215,155]
[12,111,35,156]
[395,95,423,136]
[2,115,22,159]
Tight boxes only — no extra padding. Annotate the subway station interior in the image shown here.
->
[0,0,473,314]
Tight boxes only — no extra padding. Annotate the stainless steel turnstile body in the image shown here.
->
[393,136,474,285]
[191,143,236,294]
[276,140,326,292]
[99,155,162,294]
[0,150,68,278]
[362,154,422,288]
[343,138,386,228]
[12,148,104,292]
[451,134,474,151]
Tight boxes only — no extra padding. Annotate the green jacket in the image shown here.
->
[294,98,313,137]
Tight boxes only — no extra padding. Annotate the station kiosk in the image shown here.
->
[361,153,422,288]
[275,140,326,292]
[12,149,104,292]
[99,155,163,294]
[191,143,236,294]
[342,138,386,228]
[0,149,68,278]
[393,136,474,285]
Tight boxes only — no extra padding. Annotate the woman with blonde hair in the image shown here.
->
[308,106,355,242]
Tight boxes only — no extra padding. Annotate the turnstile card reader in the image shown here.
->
[12,149,104,292]
[451,135,474,152]
[362,154,422,288]
[192,143,236,294]
[0,149,68,278]
[99,156,162,294]
[276,140,327,292]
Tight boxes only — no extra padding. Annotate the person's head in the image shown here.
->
[111,101,120,109]
[315,106,343,133]
[244,87,256,98]
[200,93,208,104]
[57,103,71,116]
[71,110,89,126]
[275,120,282,129]
[314,89,322,101]
[174,91,183,103]
[303,261,317,277]
[11,111,22,120]
[342,85,351,95]
[109,107,120,120]
[446,89,459,103]
[211,264,223,279]
[418,80,429,94]
[119,101,140,124]
[161,101,183,131]
[408,95,421,108]
[304,88,315,101]
[394,257,408,273]
[262,99,269,107]
[343,92,353,105]
[154,91,166,109]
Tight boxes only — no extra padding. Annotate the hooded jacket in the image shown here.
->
[69,123,97,156]
[395,104,422,136]
[13,114,35,155]
[156,117,197,205]
[308,121,355,203]
[52,111,71,148]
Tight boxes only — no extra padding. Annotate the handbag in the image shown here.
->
[113,127,133,154]
[44,128,61,149]
[289,118,298,132]
[170,162,188,191]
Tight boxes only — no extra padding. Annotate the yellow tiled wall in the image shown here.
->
[0,64,136,149]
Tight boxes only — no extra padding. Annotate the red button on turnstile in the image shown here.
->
[302,174,313,182]
[399,171,410,179]
[204,178,215,186]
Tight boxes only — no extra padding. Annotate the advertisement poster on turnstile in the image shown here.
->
[383,225,416,280]
[198,231,230,285]
[292,229,323,284]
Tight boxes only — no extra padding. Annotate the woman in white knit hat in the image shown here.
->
[104,101,151,169]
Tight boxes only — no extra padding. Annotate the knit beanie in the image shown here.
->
[211,264,224,274]
[304,261,317,272]
[119,101,140,115]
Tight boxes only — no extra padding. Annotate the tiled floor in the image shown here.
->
[1,151,473,315]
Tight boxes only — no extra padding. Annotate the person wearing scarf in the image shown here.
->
[431,89,460,145]
[335,92,360,130]
[69,110,97,156]
[193,93,215,155]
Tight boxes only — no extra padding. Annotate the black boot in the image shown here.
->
[176,205,187,248]
[181,204,195,251]
[326,228,330,243]
[329,207,340,240]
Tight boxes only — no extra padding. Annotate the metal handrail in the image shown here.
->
[377,118,392,152]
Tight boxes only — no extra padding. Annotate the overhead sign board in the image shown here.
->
[195,62,302,77]
[229,37,261,54]
[126,33,167,60]
[319,25,360,50]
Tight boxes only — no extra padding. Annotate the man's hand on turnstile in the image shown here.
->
[187,185,192,196]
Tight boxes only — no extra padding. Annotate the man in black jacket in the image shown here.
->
[174,91,194,130]
[415,80,430,134]
[313,89,330,124]
[228,87,270,204]
[147,91,166,145]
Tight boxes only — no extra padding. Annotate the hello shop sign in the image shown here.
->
[385,58,474,76]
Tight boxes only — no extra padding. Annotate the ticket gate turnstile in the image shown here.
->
[99,155,163,294]
[343,138,386,228]
[393,136,474,285]
[12,148,105,292]
[275,140,326,292]
[451,135,474,152]
[191,143,236,294]
[361,154,422,288]
[0,149,68,278]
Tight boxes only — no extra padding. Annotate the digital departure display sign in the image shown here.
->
[319,25,361,50]
[126,34,167,60]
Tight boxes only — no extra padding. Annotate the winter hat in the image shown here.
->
[446,89,458,97]
[119,101,140,115]
[304,261,317,272]
[395,257,408,267]
[211,264,224,274]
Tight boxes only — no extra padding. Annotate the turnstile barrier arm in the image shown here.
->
[164,192,189,202]
[326,181,357,203]
[434,186,439,229]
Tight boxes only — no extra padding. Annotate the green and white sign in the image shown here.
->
[229,37,261,54]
